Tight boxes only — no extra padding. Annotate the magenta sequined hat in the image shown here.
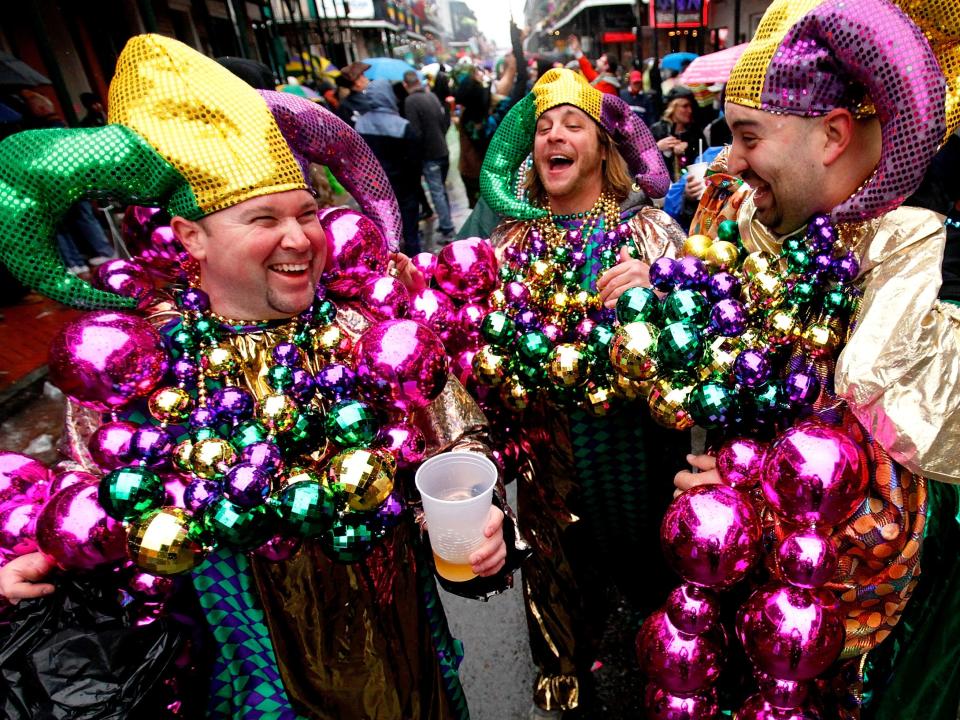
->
[479,68,671,221]
[727,0,959,223]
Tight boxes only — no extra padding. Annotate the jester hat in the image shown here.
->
[0,34,402,310]
[726,0,959,223]
[480,68,671,221]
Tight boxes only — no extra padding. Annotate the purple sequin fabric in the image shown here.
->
[259,90,403,250]
[753,0,946,222]
[600,94,671,199]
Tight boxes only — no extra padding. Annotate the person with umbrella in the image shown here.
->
[335,61,373,128]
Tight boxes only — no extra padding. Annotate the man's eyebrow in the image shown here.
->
[729,118,760,131]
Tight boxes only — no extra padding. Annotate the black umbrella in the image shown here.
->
[0,52,50,87]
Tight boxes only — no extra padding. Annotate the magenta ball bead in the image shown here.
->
[163,474,188,509]
[776,529,838,588]
[661,484,762,589]
[48,311,169,412]
[736,585,844,681]
[353,319,449,412]
[456,303,487,348]
[761,421,869,526]
[737,693,823,720]
[48,470,98,496]
[755,671,810,710]
[94,259,153,299]
[88,420,138,471]
[0,501,41,556]
[376,423,427,469]
[319,207,390,297]
[434,238,498,302]
[0,452,51,504]
[636,609,725,695]
[666,583,720,635]
[36,482,128,570]
[408,288,457,340]
[253,534,301,562]
[411,252,437,283]
[716,438,767,490]
[128,570,175,599]
[359,276,410,321]
[644,684,719,720]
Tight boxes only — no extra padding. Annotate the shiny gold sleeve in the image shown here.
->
[835,208,960,483]
[626,206,687,261]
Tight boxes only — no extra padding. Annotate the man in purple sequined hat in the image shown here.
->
[670,0,960,716]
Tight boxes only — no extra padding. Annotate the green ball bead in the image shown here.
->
[203,498,275,550]
[623,242,641,259]
[717,219,740,244]
[170,329,197,353]
[324,400,379,447]
[498,265,514,283]
[276,478,336,537]
[551,246,571,264]
[600,247,618,268]
[190,426,220,443]
[560,269,579,288]
[616,286,660,325]
[752,381,785,424]
[517,330,553,366]
[656,321,705,372]
[515,359,547,386]
[587,323,616,357]
[823,286,850,315]
[230,420,269,448]
[283,411,322,447]
[315,299,337,325]
[99,466,165,521]
[661,289,709,327]
[192,317,218,341]
[789,280,816,305]
[481,311,517,348]
[687,381,738,429]
[786,248,812,273]
[266,365,294,391]
[782,236,803,254]
[322,515,382,563]
[291,327,313,348]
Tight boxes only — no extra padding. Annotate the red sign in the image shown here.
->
[602,31,637,43]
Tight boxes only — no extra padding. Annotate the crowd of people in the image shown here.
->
[0,1,958,719]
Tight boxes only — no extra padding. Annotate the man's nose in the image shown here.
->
[725,143,748,177]
[280,220,311,251]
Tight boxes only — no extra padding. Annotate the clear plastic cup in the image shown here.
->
[685,162,709,199]
[415,451,498,582]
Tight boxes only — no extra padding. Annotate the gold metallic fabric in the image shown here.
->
[532,68,603,123]
[108,34,305,219]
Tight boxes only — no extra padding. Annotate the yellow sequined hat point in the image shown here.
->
[532,68,603,123]
[108,34,306,219]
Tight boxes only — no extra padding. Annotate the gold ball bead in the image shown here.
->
[765,310,801,346]
[329,448,394,512]
[202,344,241,377]
[740,251,779,280]
[190,437,237,479]
[472,345,507,386]
[682,234,714,260]
[148,386,194,423]
[499,374,532,412]
[801,322,839,356]
[699,335,740,382]
[258,393,300,432]
[127,507,205,575]
[314,324,352,359]
[745,271,785,308]
[704,240,740,270]
[173,438,195,472]
[547,343,589,388]
[609,322,659,380]
[647,376,695,430]
[612,372,645,401]
[488,288,508,310]
[551,291,570,313]
[583,381,617,417]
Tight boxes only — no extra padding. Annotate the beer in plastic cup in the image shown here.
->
[415,452,498,582]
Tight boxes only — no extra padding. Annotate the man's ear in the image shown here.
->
[170,216,207,261]
[821,108,854,166]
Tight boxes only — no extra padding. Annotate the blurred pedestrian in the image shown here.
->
[455,65,492,208]
[566,35,620,94]
[403,70,454,241]
[78,92,106,127]
[356,79,423,254]
[619,69,654,124]
[649,86,705,181]
[335,61,373,128]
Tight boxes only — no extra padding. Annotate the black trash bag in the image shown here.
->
[0,570,189,720]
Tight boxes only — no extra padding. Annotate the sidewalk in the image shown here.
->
[0,292,80,421]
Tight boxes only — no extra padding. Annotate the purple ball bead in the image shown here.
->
[288,367,316,403]
[179,288,210,313]
[830,252,859,282]
[733,349,772,388]
[172,357,198,383]
[189,406,219,428]
[313,284,326,303]
[253,534,301,562]
[240,441,284,475]
[569,249,587,268]
[566,229,582,246]
[812,253,833,276]
[212,386,255,423]
[709,298,747,336]
[184,477,221,513]
[271,341,301,367]
[528,237,546,257]
[376,491,405,529]
[707,271,741,301]
[129,426,173,468]
[676,256,708,290]
[224,463,271,509]
[314,363,357,400]
[650,257,678,292]
[504,281,531,307]
[514,309,540,332]
[784,370,821,405]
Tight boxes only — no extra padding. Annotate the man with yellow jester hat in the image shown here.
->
[653,0,960,717]
[476,67,691,717]
[0,35,524,720]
